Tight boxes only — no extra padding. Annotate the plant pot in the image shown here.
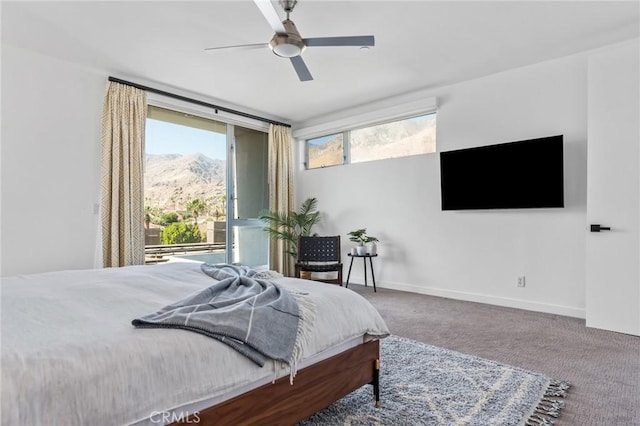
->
[356,245,368,256]
[368,242,377,256]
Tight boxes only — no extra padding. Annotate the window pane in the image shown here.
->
[231,225,269,269]
[233,126,268,219]
[350,113,436,164]
[307,133,344,169]
[144,106,227,264]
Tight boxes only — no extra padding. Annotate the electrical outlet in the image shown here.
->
[517,276,526,287]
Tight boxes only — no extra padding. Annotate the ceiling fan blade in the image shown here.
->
[290,56,313,82]
[204,43,269,53]
[304,35,375,47]
[253,0,287,35]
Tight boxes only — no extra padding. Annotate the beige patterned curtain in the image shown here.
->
[268,124,295,276]
[100,81,147,267]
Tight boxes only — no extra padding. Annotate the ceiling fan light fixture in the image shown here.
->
[269,19,305,58]
[270,35,305,57]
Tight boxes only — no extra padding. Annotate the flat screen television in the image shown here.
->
[440,135,564,210]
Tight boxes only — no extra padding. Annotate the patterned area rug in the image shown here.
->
[300,336,569,426]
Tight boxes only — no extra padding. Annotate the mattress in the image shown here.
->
[1,262,389,425]
[130,335,366,426]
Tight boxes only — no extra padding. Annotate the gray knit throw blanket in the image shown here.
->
[132,264,315,377]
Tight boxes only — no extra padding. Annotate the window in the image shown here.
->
[306,133,344,168]
[351,113,436,163]
[144,106,228,263]
[144,105,269,267]
[305,112,436,169]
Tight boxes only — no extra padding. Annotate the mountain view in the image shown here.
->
[144,153,226,215]
[308,115,436,168]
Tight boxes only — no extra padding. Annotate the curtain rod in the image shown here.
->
[108,76,291,128]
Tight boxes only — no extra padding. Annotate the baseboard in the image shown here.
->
[359,279,586,319]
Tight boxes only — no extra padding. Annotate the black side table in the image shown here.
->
[346,253,378,292]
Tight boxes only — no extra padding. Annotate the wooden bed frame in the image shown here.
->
[171,339,380,426]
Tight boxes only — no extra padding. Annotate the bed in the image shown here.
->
[1,262,389,425]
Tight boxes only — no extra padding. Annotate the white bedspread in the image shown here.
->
[1,262,389,425]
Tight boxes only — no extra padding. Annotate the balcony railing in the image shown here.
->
[145,242,226,264]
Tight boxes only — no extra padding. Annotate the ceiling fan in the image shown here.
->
[205,0,375,82]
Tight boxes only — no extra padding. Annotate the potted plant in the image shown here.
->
[260,197,321,270]
[347,228,379,256]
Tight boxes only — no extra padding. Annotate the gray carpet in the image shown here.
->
[301,336,568,425]
[348,285,640,426]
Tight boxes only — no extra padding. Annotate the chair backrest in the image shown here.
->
[297,236,341,263]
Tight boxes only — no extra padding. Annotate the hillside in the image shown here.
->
[308,116,436,168]
[144,153,226,212]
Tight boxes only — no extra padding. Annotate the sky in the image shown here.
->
[145,119,227,160]
[308,133,342,146]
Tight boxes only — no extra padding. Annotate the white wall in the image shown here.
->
[295,52,590,318]
[1,46,105,276]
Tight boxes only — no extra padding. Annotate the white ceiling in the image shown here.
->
[2,1,639,126]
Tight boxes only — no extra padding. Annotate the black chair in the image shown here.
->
[295,236,343,285]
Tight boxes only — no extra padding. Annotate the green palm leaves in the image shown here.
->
[260,197,320,259]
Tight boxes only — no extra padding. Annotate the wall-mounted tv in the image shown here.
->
[440,135,564,210]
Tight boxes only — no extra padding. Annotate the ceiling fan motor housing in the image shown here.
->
[279,0,297,14]
[270,19,305,57]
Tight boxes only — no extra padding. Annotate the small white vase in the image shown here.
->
[368,242,377,256]
[356,245,367,256]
